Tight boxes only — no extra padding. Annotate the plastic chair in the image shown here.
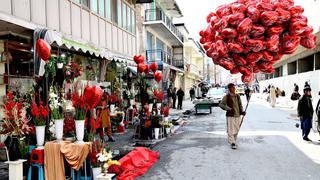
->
[27,146,44,180]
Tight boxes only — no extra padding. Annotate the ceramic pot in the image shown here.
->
[8,136,20,161]
[92,167,101,180]
[154,128,160,140]
[35,126,46,149]
[54,119,64,141]
[57,63,64,69]
[75,120,85,143]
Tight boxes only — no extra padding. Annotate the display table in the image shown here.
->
[44,141,92,180]
[96,173,116,180]
[5,159,26,180]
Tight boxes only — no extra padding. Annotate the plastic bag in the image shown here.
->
[221,28,238,39]
[216,40,228,57]
[250,25,266,38]
[266,35,280,52]
[231,3,247,14]
[227,42,244,53]
[260,11,279,26]
[237,18,253,34]
[275,8,291,24]
[233,54,247,65]
[247,6,260,22]
[246,52,263,63]
[289,5,304,17]
[267,26,285,35]
[228,13,245,26]
[300,34,317,49]
[256,2,274,11]
[245,39,265,52]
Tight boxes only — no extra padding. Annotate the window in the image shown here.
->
[81,0,89,8]
[122,3,127,29]
[91,0,98,13]
[298,55,314,73]
[131,9,135,33]
[127,6,131,31]
[74,0,81,3]
[315,52,320,70]
[288,61,297,75]
[117,0,122,26]
[106,0,111,20]
[99,0,105,16]
[274,67,283,78]
[111,0,117,23]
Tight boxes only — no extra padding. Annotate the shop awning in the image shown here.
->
[112,54,136,66]
[44,30,111,59]
[127,66,137,75]
[168,64,184,73]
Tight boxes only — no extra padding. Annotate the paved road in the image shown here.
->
[138,96,320,180]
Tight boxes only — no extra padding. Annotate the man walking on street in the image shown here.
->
[189,87,195,101]
[167,85,173,108]
[270,85,276,107]
[177,88,185,110]
[172,87,177,109]
[219,83,246,149]
[297,85,314,141]
[245,86,251,102]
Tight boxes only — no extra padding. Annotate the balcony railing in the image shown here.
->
[145,9,184,43]
[146,49,172,65]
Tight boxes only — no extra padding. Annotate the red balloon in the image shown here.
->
[144,65,150,74]
[241,73,253,83]
[154,71,162,83]
[36,39,51,61]
[149,62,158,73]
[133,55,145,65]
[230,67,239,74]
[138,63,147,73]
[84,85,103,109]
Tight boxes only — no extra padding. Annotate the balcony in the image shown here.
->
[146,49,172,65]
[144,9,184,46]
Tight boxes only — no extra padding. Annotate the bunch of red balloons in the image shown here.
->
[199,0,317,83]
[133,55,162,83]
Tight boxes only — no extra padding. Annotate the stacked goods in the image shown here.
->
[199,0,317,83]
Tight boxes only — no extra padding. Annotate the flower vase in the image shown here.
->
[92,167,101,180]
[8,136,20,161]
[157,103,162,109]
[54,119,64,142]
[164,117,169,122]
[75,120,85,143]
[166,128,171,135]
[57,63,64,69]
[154,128,160,140]
[102,163,109,175]
[35,126,46,149]
[130,99,134,106]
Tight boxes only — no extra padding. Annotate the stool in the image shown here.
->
[71,160,92,180]
[27,147,44,180]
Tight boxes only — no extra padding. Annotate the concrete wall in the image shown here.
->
[0,0,137,57]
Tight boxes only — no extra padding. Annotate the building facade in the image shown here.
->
[259,31,320,99]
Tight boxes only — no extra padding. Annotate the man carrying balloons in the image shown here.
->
[219,83,246,149]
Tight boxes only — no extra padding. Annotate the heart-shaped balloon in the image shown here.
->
[241,73,253,83]
[144,64,150,74]
[133,55,145,65]
[149,62,158,73]
[36,39,51,61]
[84,85,103,109]
[154,71,162,83]
[138,63,147,73]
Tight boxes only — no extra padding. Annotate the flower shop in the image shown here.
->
[0,29,162,180]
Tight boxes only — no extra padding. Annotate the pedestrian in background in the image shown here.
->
[294,83,299,93]
[172,87,177,109]
[189,87,195,101]
[219,83,246,150]
[297,85,314,141]
[316,91,320,139]
[167,85,173,108]
[270,86,277,107]
[245,86,251,102]
[177,87,185,110]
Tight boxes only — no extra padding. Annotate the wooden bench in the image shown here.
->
[195,103,212,114]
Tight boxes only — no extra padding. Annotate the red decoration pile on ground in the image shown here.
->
[117,147,160,180]
[200,0,317,83]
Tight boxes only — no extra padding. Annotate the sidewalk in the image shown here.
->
[254,93,298,109]
[169,100,194,116]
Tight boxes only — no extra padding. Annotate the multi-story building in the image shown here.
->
[136,0,185,95]
[0,0,140,98]
[259,31,320,99]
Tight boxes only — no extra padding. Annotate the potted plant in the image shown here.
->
[31,100,49,149]
[91,140,104,180]
[153,90,164,109]
[71,90,87,143]
[96,148,113,175]
[0,91,31,161]
[49,86,65,142]
[151,115,163,140]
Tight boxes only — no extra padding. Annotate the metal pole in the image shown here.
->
[239,94,251,128]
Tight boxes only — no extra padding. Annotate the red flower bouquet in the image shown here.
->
[153,90,164,102]
[31,100,49,126]
[0,91,31,136]
[71,91,87,120]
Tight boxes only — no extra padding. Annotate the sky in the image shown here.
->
[175,0,320,40]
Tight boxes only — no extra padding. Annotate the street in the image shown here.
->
[139,96,320,180]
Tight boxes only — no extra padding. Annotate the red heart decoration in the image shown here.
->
[154,71,162,83]
[36,39,51,61]
[149,62,158,73]
[133,55,145,65]
[138,63,147,73]
[84,85,103,109]
[144,65,150,74]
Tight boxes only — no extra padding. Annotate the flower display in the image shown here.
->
[96,149,113,163]
[71,90,87,120]
[31,100,49,126]
[0,91,31,136]
[153,90,164,102]
[49,86,65,120]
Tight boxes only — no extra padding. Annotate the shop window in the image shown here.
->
[122,2,127,29]
[117,0,122,26]
[91,0,98,13]
[288,61,297,75]
[99,0,105,17]
[106,0,112,20]
[298,55,314,73]
[315,52,320,70]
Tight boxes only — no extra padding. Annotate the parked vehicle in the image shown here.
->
[207,88,226,105]
[236,86,245,96]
